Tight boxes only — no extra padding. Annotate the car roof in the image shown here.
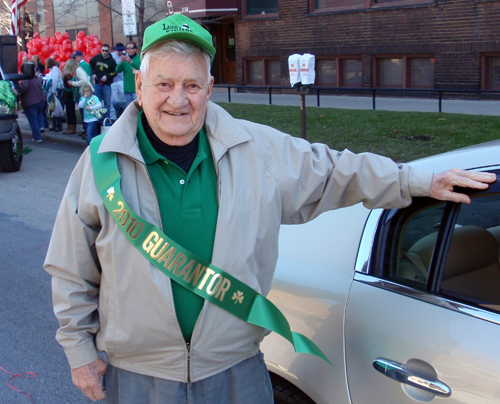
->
[409,140,500,173]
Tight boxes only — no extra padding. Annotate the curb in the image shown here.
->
[17,113,87,148]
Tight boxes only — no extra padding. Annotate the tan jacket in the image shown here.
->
[44,101,433,382]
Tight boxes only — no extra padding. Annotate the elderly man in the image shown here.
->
[44,14,495,404]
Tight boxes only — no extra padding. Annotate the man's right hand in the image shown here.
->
[71,358,108,401]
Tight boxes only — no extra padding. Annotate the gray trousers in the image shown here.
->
[104,351,273,404]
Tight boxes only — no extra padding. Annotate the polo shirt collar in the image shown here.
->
[136,110,208,166]
[97,101,250,162]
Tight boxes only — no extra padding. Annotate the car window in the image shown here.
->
[373,199,446,290]
[397,203,446,288]
[372,189,500,313]
[439,194,500,311]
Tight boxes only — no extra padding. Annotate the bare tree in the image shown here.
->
[2,0,166,49]
[0,0,12,36]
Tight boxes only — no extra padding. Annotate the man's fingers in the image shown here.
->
[71,359,108,401]
[74,375,106,401]
[430,169,496,203]
[87,384,108,401]
[452,169,496,189]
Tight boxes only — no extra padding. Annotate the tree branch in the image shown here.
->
[96,0,122,15]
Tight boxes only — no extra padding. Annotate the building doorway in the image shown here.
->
[217,19,236,84]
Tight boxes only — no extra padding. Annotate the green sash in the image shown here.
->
[90,135,332,366]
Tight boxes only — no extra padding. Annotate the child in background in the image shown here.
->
[78,84,102,146]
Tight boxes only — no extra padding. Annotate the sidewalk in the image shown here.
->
[18,93,500,146]
[18,113,87,147]
[209,91,500,115]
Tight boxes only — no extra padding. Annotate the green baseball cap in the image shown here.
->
[142,14,216,60]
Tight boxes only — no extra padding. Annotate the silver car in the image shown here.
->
[263,140,500,404]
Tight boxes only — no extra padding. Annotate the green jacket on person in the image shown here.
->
[80,60,92,80]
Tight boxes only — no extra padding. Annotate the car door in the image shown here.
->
[344,168,500,403]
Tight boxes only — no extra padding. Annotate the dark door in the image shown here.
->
[220,21,236,84]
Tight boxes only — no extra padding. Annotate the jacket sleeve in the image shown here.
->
[18,79,29,94]
[108,59,117,77]
[72,67,88,87]
[131,56,141,70]
[52,68,63,93]
[281,136,433,223]
[115,61,124,73]
[43,148,103,369]
[89,57,96,74]
[89,97,102,110]
[240,123,433,224]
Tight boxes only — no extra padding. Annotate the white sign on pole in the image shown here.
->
[121,0,137,36]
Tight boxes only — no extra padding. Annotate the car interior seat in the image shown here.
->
[486,225,500,263]
[405,226,500,308]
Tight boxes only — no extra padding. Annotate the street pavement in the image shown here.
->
[16,91,500,146]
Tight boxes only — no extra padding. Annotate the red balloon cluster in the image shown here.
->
[20,31,102,71]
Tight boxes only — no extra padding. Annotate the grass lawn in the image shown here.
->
[215,102,500,163]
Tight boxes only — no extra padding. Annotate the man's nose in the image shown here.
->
[168,87,188,108]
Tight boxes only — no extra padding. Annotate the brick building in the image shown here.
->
[9,0,500,90]
[235,0,500,90]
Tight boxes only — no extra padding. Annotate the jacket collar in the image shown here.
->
[98,100,252,164]
[204,102,251,162]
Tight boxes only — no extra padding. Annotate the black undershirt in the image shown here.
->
[142,114,199,173]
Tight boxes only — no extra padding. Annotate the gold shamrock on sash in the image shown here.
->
[232,291,244,304]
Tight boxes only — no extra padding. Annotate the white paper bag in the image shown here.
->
[299,54,316,85]
[288,54,302,87]
[101,118,113,135]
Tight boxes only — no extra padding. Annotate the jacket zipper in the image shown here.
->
[186,342,191,383]
[135,158,197,384]
[138,160,193,382]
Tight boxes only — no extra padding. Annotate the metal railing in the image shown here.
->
[213,85,500,113]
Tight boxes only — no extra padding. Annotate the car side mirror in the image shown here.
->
[4,62,35,81]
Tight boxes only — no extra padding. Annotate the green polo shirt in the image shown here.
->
[137,112,218,341]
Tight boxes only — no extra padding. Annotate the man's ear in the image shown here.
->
[207,75,214,100]
[135,72,143,106]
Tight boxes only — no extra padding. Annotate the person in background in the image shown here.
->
[71,50,92,79]
[89,44,116,124]
[115,41,140,108]
[44,58,63,132]
[32,55,45,75]
[18,66,46,142]
[78,84,102,146]
[71,50,93,136]
[61,62,77,135]
[30,55,47,130]
[65,58,93,137]
[110,43,125,122]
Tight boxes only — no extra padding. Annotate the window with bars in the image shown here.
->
[246,59,281,85]
[376,56,434,88]
[312,0,433,12]
[243,0,279,17]
[484,56,500,89]
[316,58,362,87]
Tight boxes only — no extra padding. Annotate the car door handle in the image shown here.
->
[373,358,451,397]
